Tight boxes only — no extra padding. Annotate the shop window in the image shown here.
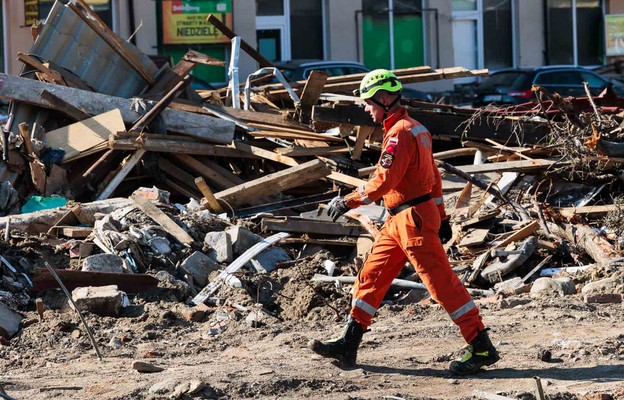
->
[483,0,512,70]
[290,0,322,60]
[546,0,602,66]
[256,0,284,16]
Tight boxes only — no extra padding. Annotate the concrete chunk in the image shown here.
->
[71,285,124,316]
[81,254,124,273]
[226,226,264,257]
[180,251,220,286]
[0,302,22,338]
[204,231,232,263]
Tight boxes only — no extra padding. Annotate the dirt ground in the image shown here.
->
[0,254,622,400]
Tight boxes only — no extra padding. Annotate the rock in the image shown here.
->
[81,253,124,273]
[149,236,171,255]
[180,251,220,286]
[537,348,552,362]
[204,231,232,263]
[554,277,576,295]
[500,296,532,309]
[172,380,206,399]
[71,285,125,316]
[530,277,566,298]
[584,293,623,304]
[132,360,164,373]
[154,270,190,301]
[226,226,264,256]
[245,308,277,328]
[581,275,624,295]
[181,303,212,322]
[247,247,291,273]
[148,378,179,395]
[0,302,22,338]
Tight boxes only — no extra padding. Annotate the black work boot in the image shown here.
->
[449,329,500,375]
[308,318,365,367]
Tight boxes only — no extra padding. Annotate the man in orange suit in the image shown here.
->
[308,69,499,375]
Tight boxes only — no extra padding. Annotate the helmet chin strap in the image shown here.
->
[371,94,401,121]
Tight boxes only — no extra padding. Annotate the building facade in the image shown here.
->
[0,1,622,93]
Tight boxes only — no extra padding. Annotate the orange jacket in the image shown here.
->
[345,107,447,220]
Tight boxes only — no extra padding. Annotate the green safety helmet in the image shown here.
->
[354,69,402,99]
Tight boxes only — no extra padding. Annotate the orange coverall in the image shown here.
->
[343,107,485,343]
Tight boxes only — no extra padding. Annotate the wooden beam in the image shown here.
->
[261,217,364,237]
[158,158,203,194]
[109,136,251,158]
[492,220,540,248]
[298,70,328,124]
[215,159,331,208]
[195,177,224,213]
[352,126,374,160]
[131,194,194,246]
[558,205,618,218]
[275,145,350,157]
[232,141,366,188]
[170,153,242,190]
[0,73,234,143]
[40,90,90,121]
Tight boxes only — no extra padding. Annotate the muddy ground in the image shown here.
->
[0,252,622,400]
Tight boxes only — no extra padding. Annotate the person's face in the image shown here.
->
[364,95,386,124]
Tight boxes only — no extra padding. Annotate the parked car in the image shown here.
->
[273,60,433,102]
[472,66,624,107]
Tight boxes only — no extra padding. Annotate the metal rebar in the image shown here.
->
[43,262,103,361]
[533,376,546,400]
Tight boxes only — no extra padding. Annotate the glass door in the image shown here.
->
[256,0,290,62]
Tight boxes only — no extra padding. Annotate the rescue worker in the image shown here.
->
[308,69,500,375]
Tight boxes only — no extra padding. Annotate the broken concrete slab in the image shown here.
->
[204,231,232,263]
[154,271,190,301]
[71,285,125,316]
[530,277,567,298]
[226,226,264,257]
[247,247,291,273]
[584,293,623,304]
[81,254,124,273]
[581,275,623,295]
[0,301,22,338]
[180,251,220,286]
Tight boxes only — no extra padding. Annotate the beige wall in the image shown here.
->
[4,2,38,75]
[326,0,359,61]
[232,0,257,80]
[516,0,545,67]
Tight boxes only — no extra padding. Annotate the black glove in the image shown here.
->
[439,218,452,244]
[327,196,350,222]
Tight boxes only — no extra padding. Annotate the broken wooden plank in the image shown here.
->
[0,73,234,143]
[58,226,93,238]
[559,204,618,218]
[492,220,539,248]
[33,269,159,294]
[298,70,328,124]
[158,157,203,195]
[275,145,350,157]
[215,159,331,208]
[131,194,194,246]
[261,216,364,237]
[109,135,250,158]
[96,150,146,200]
[352,126,375,160]
[195,177,224,214]
[232,141,366,188]
[18,122,46,193]
[171,153,243,190]
[279,237,358,246]
[459,228,490,247]
[45,109,125,161]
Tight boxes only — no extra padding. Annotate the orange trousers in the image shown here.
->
[350,200,484,343]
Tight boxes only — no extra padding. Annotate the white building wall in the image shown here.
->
[326,0,359,61]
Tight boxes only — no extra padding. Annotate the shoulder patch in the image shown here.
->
[380,152,394,168]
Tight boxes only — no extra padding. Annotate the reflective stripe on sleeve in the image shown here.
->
[449,300,476,321]
[434,196,444,205]
[358,185,372,205]
[410,124,429,136]
[352,298,377,317]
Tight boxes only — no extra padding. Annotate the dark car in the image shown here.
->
[273,59,433,102]
[472,66,624,107]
